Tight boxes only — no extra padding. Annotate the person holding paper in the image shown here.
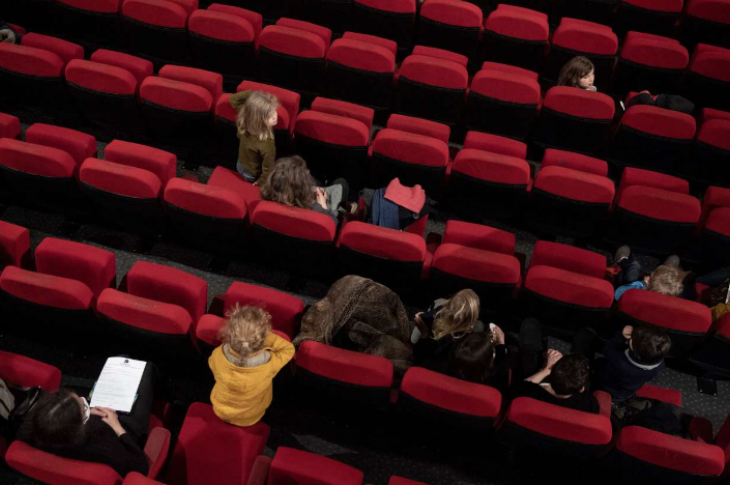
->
[16,363,157,477]
[209,305,295,427]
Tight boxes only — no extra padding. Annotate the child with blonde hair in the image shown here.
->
[229,90,279,185]
[613,246,692,300]
[209,305,294,427]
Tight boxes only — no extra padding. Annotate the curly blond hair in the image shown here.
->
[647,265,685,297]
[432,289,480,340]
[236,91,278,141]
[219,305,272,363]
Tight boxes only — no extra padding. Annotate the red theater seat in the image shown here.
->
[483,5,549,71]
[159,65,223,104]
[686,44,730,112]
[466,62,541,141]
[387,114,451,144]
[249,446,364,485]
[395,47,469,125]
[681,116,730,187]
[533,86,615,155]
[351,0,416,52]
[614,290,712,356]
[188,5,261,80]
[0,112,20,140]
[163,177,248,254]
[696,187,730,267]
[296,341,394,408]
[258,20,331,97]
[105,140,177,187]
[399,366,502,431]
[124,473,165,485]
[208,165,261,208]
[294,98,373,189]
[615,31,689,93]
[0,43,66,112]
[683,0,730,49]
[690,313,730,379]
[418,0,483,58]
[167,402,269,485]
[250,201,337,277]
[544,18,618,89]
[326,33,396,111]
[122,0,195,64]
[370,128,449,198]
[522,241,613,331]
[463,131,527,159]
[91,49,154,86]
[25,124,96,166]
[527,151,615,238]
[222,281,305,338]
[339,221,428,289]
[609,105,696,174]
[447,145,531,220]
[0,220,30,270]
[54,0,122,47]
[21,33,83,66]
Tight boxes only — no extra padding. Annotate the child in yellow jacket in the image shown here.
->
[209,305,295,427]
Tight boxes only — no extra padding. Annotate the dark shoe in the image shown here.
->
[615,245,631,263]
[663,254,680,268]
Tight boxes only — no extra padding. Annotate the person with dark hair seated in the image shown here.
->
[0,21,21,44]
[445,331,510,391]
[16,364,157,477]
[511,318,600,413]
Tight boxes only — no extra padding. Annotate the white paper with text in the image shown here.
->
[90,357,146,413]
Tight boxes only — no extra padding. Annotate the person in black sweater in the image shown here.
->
[511,318,600,414]
[445,329,510,391]
[17,364,157,477]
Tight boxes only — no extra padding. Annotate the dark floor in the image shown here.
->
[1,112,730,485]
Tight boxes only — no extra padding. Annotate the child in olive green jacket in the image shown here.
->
[230,90,279,185]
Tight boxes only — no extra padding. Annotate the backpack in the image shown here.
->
[0,378,15,420]
[0,382,44,440]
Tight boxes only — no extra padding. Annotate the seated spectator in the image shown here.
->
[260,155,354,226]
[557,56,597,91]
[445,330,510,391]
[0,21,20,44]
[209,305,295,427]
[627,91,695,115]
[613,246,695,300]
[596,324,671,403]
[511,318,600,413]
[365,178,432,231]
[17,364,159,477]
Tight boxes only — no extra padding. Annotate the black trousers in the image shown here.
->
[519,318,597,378]
[118,362,158,444]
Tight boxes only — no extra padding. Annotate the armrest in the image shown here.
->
[145,427,171,479]
[594,390,612,419]
[246,455,273,485]
[688,417,714,443]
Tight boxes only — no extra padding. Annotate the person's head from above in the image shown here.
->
[646,265,685,297]
[220,304,273,363]
[449,332,496,384]
[630,324,671,365]
[558,56,596,90]
[28,388,90,451]
[236,90,279,140]
[550,354,590,396]
[433,289,480,340]
[260,155,317,209]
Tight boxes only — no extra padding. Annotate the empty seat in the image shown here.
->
[296,341,393,408]
[208,165,262,209]
[386,113,451,144]
[499,395,613,458]
[139,75,214,156]
[395,46,469,125]
[680,116,730,187]
[613,290,712,357]
[697,187,730,267]
[465,62,541,141]
[91,49,155,86]
[369,128,449,198]
[616,0,683,36]
[351,0,416,52]
[521,241,614,331]
[167,402,270,485]
[54,0,122,47]
[250,201,337,277]
[608,105,696,174]
[122,0,197,64]
[527,151,615,238]
[0,221,30,270]
[607,426,725,482]
[483,5,549,72]
[325,33,396,111]
[614,32,689,93]
[222,281,305,338]
[339,221,428,289]
[0,43,65,111]
[249,447,364,485]
[532,86,615,155]
[163,177,248,254]
[611,168,701,254]
[417,0,483,59]
[682,0,730,49]
[399,366,502,431]
[188,5,261,81]
[25,123,96,166]
[690,313,730,379]
[294,97,373,189]
[21,33,84,66]
[0,112,20,140]
[258,19,331,97]
[685,44,730,112]
[446,139,531,220]
[543,18,618,89]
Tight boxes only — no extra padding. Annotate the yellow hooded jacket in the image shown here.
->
[209,333,295,427]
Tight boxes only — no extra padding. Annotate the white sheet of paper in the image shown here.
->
[90,357,147,413]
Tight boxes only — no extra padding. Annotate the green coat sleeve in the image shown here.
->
[257,141,277,184]
[229,90,252,111]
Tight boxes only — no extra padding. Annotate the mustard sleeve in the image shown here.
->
[267,333,295,373]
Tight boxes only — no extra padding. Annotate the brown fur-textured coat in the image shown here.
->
[293,275,413,374]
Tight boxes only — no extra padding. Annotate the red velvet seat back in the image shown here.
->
[528,240,607,278]
[0,220,30,269]
[97,288,193,335]
[104,140,177,187]
[251,201,337,242]
[25,123,97,166]
[163,178,247,220]
[268,447,364,485]
[65,60,138,96]
[79,158,162,199]
[297,341,394,388]
[223,281,305,338]
[0,139,76,178]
